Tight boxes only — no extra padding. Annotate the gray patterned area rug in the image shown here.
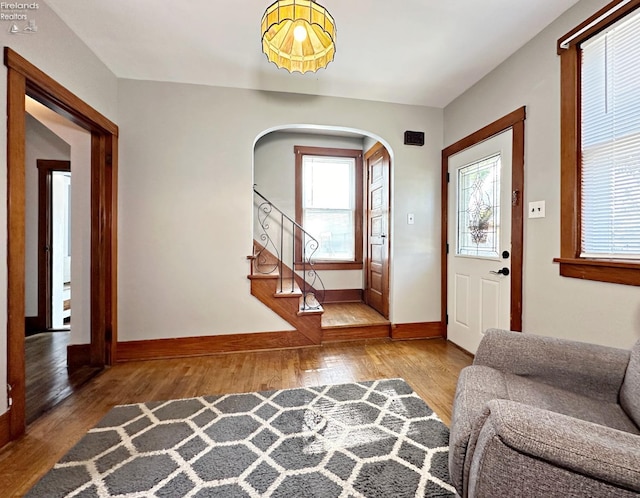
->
[27,379,455,497]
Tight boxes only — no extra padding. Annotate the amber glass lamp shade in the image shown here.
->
[261,0,336,73]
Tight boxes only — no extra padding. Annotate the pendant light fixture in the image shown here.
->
[261,0,336,73]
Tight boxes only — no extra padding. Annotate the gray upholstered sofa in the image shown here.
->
[449,329,640,497]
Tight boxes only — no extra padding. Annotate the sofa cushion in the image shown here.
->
[449,366,509,495]
[504,372,639,434]
[469,401,640,496]
[621,339,640,428]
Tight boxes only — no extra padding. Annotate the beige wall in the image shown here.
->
[117,80,444,341]
[444,0,640,348]
[0,3,118,412]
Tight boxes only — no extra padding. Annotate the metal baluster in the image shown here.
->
[291,222,295,295]
[253,189,324,309]
[279,213,283,293]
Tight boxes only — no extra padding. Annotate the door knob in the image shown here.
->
[490,267,510,276]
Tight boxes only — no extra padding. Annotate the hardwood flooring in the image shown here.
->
[321,302,390,329]
[25,332,100,425]
[0,338,472,496]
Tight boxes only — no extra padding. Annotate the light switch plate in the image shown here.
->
[407,213,415,225]
[528,200,546,218]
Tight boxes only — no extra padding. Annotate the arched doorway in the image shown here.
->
[252,126,393,337]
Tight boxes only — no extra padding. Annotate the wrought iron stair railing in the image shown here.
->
[253,189,325,311]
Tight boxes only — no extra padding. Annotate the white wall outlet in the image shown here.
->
[528,200,546,218]
[407,213,415,225]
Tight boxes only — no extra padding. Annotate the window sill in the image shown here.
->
[294,261,363,271]
[553,258,640,286]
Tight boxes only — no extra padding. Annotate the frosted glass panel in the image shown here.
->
[457,154,501,258]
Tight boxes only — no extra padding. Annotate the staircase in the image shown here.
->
[248,268,323,346]
[248,190,392,345]
[248,190,326,345]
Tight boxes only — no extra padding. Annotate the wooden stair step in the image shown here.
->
[298,307,324,316]
[247,273,279,280]
[275,290,303,297]
[249,276,322,345]
[298,294,323,315]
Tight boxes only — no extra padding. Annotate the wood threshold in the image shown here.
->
[391,322,443,340]
[116,331,315,362]
[322,324,390,342]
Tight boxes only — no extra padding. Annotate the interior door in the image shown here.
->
[447,130,512,353]
[37,160,71,331]
[365,145,390,318]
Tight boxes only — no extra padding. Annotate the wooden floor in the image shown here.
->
[25,332,101,425]
[0,338,472,496]
[321,302,390,329]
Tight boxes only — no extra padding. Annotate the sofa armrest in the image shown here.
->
[475,329,630,402]
[484,399,640,492]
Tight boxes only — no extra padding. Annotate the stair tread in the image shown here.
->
[247,273,279,280]
[298,306,324,316]
[249,240,323,345]
[275,290,303,297]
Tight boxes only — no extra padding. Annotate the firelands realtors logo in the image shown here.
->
[1,2,39,34]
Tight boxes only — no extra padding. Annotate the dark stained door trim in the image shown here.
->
[4,48,118,443]
[37,160,71,331]
[441,107,526,336]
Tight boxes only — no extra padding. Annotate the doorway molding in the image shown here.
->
[441,107,526,337]
[36,160,71,332]
[4,48,118,442]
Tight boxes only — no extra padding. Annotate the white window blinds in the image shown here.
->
[580,8,640,259]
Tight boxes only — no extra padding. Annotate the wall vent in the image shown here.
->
[404,130,425,146]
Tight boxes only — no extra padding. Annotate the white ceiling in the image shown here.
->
[45,0,580,108]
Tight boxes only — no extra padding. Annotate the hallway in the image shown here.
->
[25,332,100,424]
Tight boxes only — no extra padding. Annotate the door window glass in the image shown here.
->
[457,154,501,258]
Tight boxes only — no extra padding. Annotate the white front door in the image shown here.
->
[447,130,512,354]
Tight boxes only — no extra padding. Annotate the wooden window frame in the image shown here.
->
[294,145,363,270]
[555,0,640,286]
